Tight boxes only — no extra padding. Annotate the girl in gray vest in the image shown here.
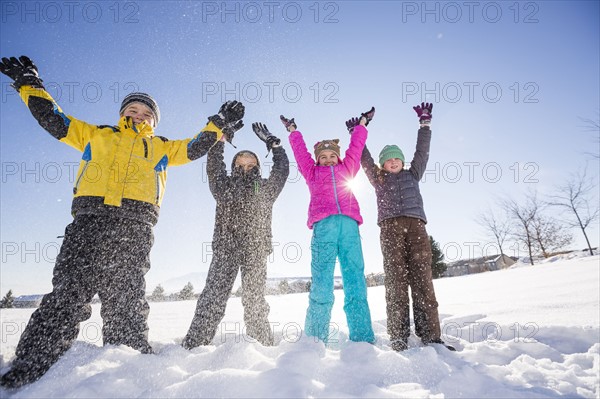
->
[352,103,455,352]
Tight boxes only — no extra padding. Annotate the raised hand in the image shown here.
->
[253,122,281,156]
[208,100,245,146]
[345,117,360,134]
[223,120,244,145]
[413,102,433,126]
[0,56,45,91]
[360,106,375,126]
[280,115,297,132]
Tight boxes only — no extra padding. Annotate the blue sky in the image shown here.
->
[1,1,599,296]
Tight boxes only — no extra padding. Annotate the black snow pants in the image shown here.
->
[6,214,153,385]
[182,244,273,348]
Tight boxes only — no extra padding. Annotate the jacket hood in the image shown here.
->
[231,150,260,170]
[231,150,260,177]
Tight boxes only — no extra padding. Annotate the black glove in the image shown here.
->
[360,106,375,126]
[345,117,360,134]
[413,102,433,126]
[223,120,244,146]
[280,115,297,132]
[208,100,245,129]
[208,100,245,146]
[253,122,281,156]
[0,56,45,91]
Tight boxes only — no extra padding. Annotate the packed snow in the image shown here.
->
[0,254,598,398]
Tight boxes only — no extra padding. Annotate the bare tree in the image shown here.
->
[580,115,599,159]
[502,190,542,265]
[475,207,511,259]
[530,214,573,257]
[549,166,599,255]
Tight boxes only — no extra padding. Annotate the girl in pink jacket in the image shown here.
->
[281,108,375,344]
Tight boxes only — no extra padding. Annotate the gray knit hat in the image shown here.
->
[119,92,160,127]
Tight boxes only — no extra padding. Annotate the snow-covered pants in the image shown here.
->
[305,215,375,344]
[8,215,153,383]
[380,216,440,344]
[183,244,273,348]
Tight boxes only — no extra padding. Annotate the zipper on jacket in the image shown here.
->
[154,155,168,205]
[73,161,90,194]
[142,138,148,158]
[154,171,161,204]
[74,143,92,195]
[330,166,342,214]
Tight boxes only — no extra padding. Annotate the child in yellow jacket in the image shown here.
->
[0,56,245,388]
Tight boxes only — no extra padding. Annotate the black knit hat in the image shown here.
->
[119,92,160,127]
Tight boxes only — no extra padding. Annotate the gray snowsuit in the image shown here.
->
[182,143,289,348]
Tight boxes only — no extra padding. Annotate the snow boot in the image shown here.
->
[424,338,456,351]
[390,339,408,351]
[0,368,39,389]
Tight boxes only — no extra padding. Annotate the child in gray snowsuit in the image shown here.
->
[183,122,289,348]
[0,55,245,388]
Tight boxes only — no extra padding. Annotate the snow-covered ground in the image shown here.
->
[0,255,598,398]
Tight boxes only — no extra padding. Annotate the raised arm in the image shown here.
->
[190,100,245,161]
[207,140,229,200]
[253,122,290,201]
[165,101,245,166]
[282,115,315,180]
[342,107,374,175]
[410,103,433,180]
[0,56,97,151]
[361,145,380,186]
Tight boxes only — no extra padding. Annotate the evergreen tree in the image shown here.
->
[365,273,377,287]
[278,279,290,295]
[149,284,166,302]
[0,290,15,308]
[178,282,195,301]
[430,236,447,279]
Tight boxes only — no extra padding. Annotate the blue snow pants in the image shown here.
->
[304,215,375,344]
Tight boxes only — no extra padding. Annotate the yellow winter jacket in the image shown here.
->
[19,86,222,222]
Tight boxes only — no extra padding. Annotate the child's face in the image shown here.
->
[317,150,339,166]
[122,102,155,126]
[235,154,258,172]
[383,158,404,173]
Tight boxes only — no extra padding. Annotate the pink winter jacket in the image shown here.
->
[289,125,368,229]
